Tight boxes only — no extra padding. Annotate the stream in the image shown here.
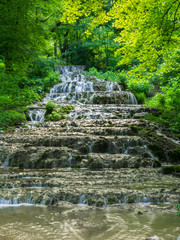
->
[0,205,179,240]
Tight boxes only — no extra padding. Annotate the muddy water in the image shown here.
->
[0,205,179,240]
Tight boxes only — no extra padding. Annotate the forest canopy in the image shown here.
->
[62,0,180,71]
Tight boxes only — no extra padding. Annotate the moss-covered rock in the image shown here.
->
[89,161,103,170]
[153,160,161,168]
[127,194,137,203]
[92,138,109,153]
[169,148,180,163]
[148,143,166,161]
[162,165,180,175]
[95,200,104,207]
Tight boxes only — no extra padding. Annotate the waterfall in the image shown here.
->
[29,109,46,122]
[28,65,137,122]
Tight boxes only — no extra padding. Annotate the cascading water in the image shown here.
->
[28,65,138,122]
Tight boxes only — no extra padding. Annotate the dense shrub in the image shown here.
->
[0,110,26,129]
[162,165,180,175]
[44,105,74,122]
[0,57,61,129]
[83,67,128,86]
[127,78,151,95]
[45,102,57,115]
[134,92,146,104]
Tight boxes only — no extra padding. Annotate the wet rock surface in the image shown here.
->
[0,66,179,208]
[0,168,179,210]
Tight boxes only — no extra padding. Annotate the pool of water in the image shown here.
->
[0,205,179,240]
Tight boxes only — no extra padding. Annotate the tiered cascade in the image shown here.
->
[0,66,179,207]
[28,65,138,122]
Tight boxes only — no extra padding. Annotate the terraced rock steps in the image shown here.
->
[0,65,179,207]
[0,168,179,206]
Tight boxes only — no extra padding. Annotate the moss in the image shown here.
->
[127,194,137,203]
[96,200,104,207]
[153,160,161,168]
[169,148,180,163]
[107,196,116,204]
[39,160,45,168]
[162,165,180,174]
[112,160,128,169]
[87,198,96,206]
[18,162,24,169]
[148,143,166,160]
[74,155,83,162]
[89,161,103,170]
[4,126,16,133]
[137,210,143,215]
[132,162,140,168]
[40,152,48,160]
[45,102,56,115]
[45,105,74,122]
[71,164,81,168]
[130,126,139,133]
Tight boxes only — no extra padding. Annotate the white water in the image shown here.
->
[29,65,138,122]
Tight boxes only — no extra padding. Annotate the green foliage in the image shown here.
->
[62,0,180,72]
[0,110,26,129]
[45,102,57,115]
[134,92,146,104]
[170,149,180,163]
[127,78,151,95]
[177,204,180,216]
[0,0,63,73]
[145,113,180,133]
[0,57,61,129]
[84,67,128,86]
[28,57,58,78]
[162,165,180,175]
[45,105,74,122]
[27,57,61,94]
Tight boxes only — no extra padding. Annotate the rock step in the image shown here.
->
[28,104,153,113]
[28,104,154,121]
[29,103,148,109]
[45,91,137,104]
[0,135,145,146]
[0,144,155,169]
[14,127,138,136]
[49,81,122,92]
[0,168,179,206]
[24,118,152,128]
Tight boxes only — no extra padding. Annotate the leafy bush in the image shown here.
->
[45,102,57,115]
[162,165,180,174]
[127,78,151,95]
[0,57,61,129]
[28,57,58,78]
[26,57,61,94]
[45,111,63,121]
[146,79,180,132]
[134,92,146,104]
[45,105,74,122]
[83,67,128,86]
[0,110,26,129]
